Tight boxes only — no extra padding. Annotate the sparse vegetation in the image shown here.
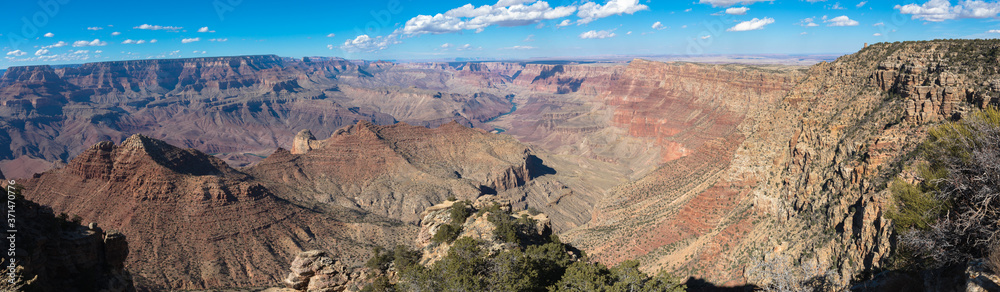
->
[364,206,685,292]
[891,107,1000,269]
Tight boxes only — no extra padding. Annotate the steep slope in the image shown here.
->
[565,40,1000,286]
[19,134,413,290]
[2,193,134,292]
[245,121,538,224]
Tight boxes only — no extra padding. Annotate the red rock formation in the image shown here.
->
[20,134,412,290]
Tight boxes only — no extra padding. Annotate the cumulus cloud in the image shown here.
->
[181,38,200,43]
[989,29,1000,33]
[500,45,536,49]
[42,41,67,49]
[798,17,821,26]
[134,24,183,30]
[825,15,859,26]
[122,39,153,44]
[209,38,227,42]
[456,44,476,51]
[557,19,572,26]
[95,50,102,53]
[895,0,1000,22]
[726,7,750,14]
[73,39,107,47]
[441,43,453,48]
[34,49,49,56]
[87,27,103,30]
[340,34,400,53]
[400,1,576,35]
[579,29,616,38]
[857,1,867,8]
[652,21,665,29]
[6,50,26,56]
[150,39,158,43]
[326,33,336,37]
[111,31,121,36]
[576,0,649,24]
[43,32,54,37]
[198,27,211,33]
[727,17,775,31]
[698,0,772,7]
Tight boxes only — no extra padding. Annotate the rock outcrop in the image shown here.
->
[1,194,134,292]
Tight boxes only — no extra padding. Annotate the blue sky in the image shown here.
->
[2,0,1000,68]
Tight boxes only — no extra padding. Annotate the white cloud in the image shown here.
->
[340,34,400,53]
[401,1,576,35]
[873,21,885,26]
[895,0,1000,22]
[326,33,336,37]
[441,43,453,48]
[698,0,772,7]
[327,44,335,50]
[557,19,572,26]
[150,39,158,43]
[700,35,712,39]
[857,1,867,8]
[652,21,665,29]
[500,45,536,49]
[6,50,26,56]
[576,0,649,24]
[801,31,809,35]
[988,29,1000,33]
[825,15,859,26]
[456,44,475,50]
[72,50,88,54]
[73,39,107,47]
[579,29,616,39]
[626,31,632,34]
[43,32,54,37]
[198,27,210,33]
[134,24,183,30]
[209,38,227,42]
[42,41,67,49]
[87,27,103,31]
[828,2,845,9]
[798,17,822,27]
[726,7,750,14]
[122,39,153,44]
[873,33,882,36]
[111,31,121,36]
[727,17,775,31]
[523,34,535,41]
[34,49,49,56]
[181,38,200,43]
[95,50,102,53]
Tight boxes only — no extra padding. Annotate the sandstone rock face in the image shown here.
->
[870,41,999,123]
[246,121,536,223]
[1,196,134,292]
[283,250,368,292]
[20,134,413,290]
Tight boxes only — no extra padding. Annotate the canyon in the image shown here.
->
[4,39,1000,290]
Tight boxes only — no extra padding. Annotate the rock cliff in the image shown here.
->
[1,194,134,292]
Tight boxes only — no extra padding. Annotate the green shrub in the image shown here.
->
[432,224,461,244]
